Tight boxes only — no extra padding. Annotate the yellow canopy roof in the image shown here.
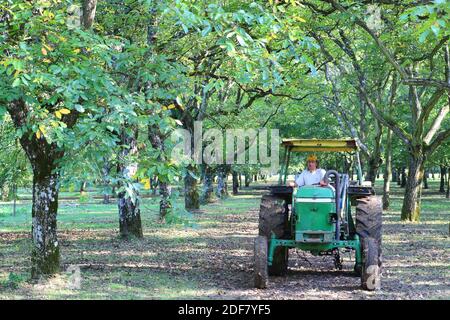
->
[281,139,358,152]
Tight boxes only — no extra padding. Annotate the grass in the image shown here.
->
[0,189,256,299]
[0,179,448,299]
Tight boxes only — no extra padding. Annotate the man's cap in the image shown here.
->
[307,154,318,162]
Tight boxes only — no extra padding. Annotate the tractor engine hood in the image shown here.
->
[295,186,335,201]
[294,186,336,243]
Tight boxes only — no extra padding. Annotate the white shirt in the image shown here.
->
[295,168,326,187]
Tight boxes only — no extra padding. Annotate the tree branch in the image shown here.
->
[261,103,283,128]
[418,89,445,124]
[324,0,450,92]
[426,128,450,155]
[403,78,450,91]
[326,25,411,145]
[423,104,449,145]
[414,36,449,63]
[323,0,408,78]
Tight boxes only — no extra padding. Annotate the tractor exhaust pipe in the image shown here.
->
[324,170,340,241]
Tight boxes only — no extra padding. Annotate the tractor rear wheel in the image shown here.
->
[258,195,289,276]
[355,196,382,290]
[254,236,268,289]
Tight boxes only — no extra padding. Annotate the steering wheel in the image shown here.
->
[323,170,339,189]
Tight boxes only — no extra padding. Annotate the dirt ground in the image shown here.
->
[198,197,449,300]
[0,184,449,300]
[156,190,449,300]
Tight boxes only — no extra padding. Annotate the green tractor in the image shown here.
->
[254,139,382,291]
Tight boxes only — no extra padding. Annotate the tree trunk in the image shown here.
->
[224,167,230,195]
[216,166,228,198]
[445,170,450,199]
[366,158,379,185]
[423,170,429,189]
[343,157,352,174]
[401,155,425,221]
[31,172,60,278]
[102,160,111,204]
[232,171,239,195]
[199,164,205,184]
[82,0,98,29]
[118,187,143,238]
[200,165,215,204]
[446,168,450,199]
[80,181,87,194]
[238,173,242,188]
[184,165,199,210]
[8,99,64,278]
[148,121,173,220]
[396,167,401,185]
[400,167,407,188]
[117,129,143,239]
[151,177,158,196]
[0,184,12,201]
[103,193,110,204]
[440,165,446,193]
[365,124,383,185]
[382,129,392,210]
[392,168,397,183]
[25,150,61,278]
[159,182,172,220]
[244,173,250,187]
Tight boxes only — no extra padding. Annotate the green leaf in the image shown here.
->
[430,25,440,36]
[236,34,247,47]
[74,104,85,113]
[181,23,189,33]
[0,106,6,119]
[176,96,183,106]
[225,41,235,53]
[419,30,430,43]
[20,75,29,86]
[201,24,211,37]
[12,78,21,87]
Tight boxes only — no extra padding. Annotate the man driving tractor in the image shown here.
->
[289,154,328,187]
[254,139,382,291]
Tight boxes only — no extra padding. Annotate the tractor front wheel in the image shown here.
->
[254,236,269,289]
